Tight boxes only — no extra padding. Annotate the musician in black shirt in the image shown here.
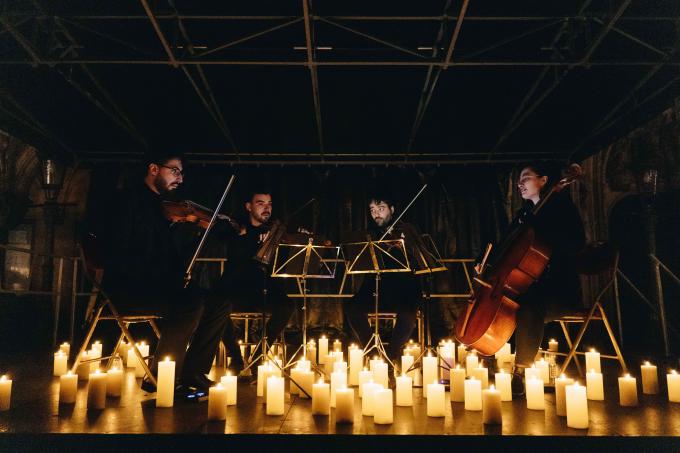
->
[102,151,230,393]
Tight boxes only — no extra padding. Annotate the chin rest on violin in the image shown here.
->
[162,199,243,233]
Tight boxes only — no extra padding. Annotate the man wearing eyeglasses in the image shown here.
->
[101,150,230,395]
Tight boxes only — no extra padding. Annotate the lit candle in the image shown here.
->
[335,387,355,424]
[427,380,446,417]
[482,385,502,425]
[156,357,175,407]
[423,355,438,398]
[0,375,12,411]
[495,343,511,366]
[59,342,70,356]
[290,366,302,395]
[464,377,482,411]
[536,358,550,384]
[457,344,468,365]
[373,360,388,389]
[207,384,227,420]
[76,351,90,381]
[494,369,512,401]
[358,367,372,397]
[566,382,589,429]
[333,361,348,375]
[668,370,680,403]
[132,342,150,378]
[348,345,363,386]
[266,375,285,415]
[297,359,312,372]
[373,388,394,424]
[440,343,455,381]
[396,373,413,406]
[298,370,315,399]
[106,366,123,398]
[59,370,77,404]
[618,374,638,406]
[525,364,541,383]
[89,347,102,373]
[471,365,489,389]
[401,354,415,380]
[221,373,237,406]
[312,379,330,415]
[362,381,380,416]
[333,339,342,352]
[548,339,558,353]
[319,336,329,365]
[585,349,601,373]
[53,351,68,376]
[118,341,130,366]
[586,369,604,401]
[307,340,317,366]
[451,364,466,402]
[465,352,478,375]
[87,369,107,410]
[330,370,347,407]
[641,361,659,394]
[555,374,574,416]
[409,342,421,359]
[257,362,273,397]
[526,375,544,410]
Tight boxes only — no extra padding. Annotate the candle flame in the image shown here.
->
[625,373,631,378]
[574,381,580,387]
[95,369,101,374]
[560,373,566,379]
[589,369,596,374]
[66,370,73,376]
[164,356,170,362]
[318,379,324,384]
[216,383,223,389]
[490,384,496,391]
[499,369,505,374]
[550,338,555,342]
[590,348,596,353]
[112,366,118,372]
[0,375,6,381]
[672,370,678,375]
[226,371,231,377]
[645,361,651,366]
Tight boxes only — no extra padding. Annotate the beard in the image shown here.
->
[154,174,178,194]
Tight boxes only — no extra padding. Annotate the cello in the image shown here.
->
[454,164,583,356]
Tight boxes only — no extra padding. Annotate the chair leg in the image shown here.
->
[559,303,599,377]
[70,304,105,374]
[105,331,126,371]
[598,303,628,374]
[559,321,584,377]
[148,319,161,339]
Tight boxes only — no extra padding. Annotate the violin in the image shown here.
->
[162,200,244,234]
[254,219,329,266]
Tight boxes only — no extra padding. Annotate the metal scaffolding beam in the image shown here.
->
[302,0,324,154]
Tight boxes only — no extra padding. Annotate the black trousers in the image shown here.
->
[514,279,582,368]
[345,274,421,360]
[111,285,230,380]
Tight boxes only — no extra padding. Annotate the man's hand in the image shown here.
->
[258,231,270,244]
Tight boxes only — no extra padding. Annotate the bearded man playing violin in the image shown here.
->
[101,151,230,394]
[215,189,296,376]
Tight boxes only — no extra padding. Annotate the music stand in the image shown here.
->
[271,238,340,374]
[343,238,411,367]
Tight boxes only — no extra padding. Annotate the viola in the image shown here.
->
[254,219,329,266]
[162,199,244,234]
[454,164,583,356]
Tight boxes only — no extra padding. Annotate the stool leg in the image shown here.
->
[598,304,628,374]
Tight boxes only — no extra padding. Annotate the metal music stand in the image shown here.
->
[343,238,411,367]
[271,238,340,374]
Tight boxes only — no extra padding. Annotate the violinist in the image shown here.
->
[345,192,422,371]
[101,150,230,394]
[216,188,296,375]
[507,163,586,396]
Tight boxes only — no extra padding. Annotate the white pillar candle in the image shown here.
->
[548,339,558,352]
[118,341,130,366]
[536,358,550,384]
[471,365,489,389]
[440,344,455,381]
[494,369,512,401]
[423,355,438,398]
[333,351,344,363]
[106,366,123,398]
[0,375,12,411]
[257,362,273,397]
[133,342,150,378]
[266,375,285,415]
[261,364,281,402]
[156,357,175,407]
[333,361,348,375]
[312,379,330,415]
[358,368,372,397]
[89,348,102,373]
[76,351,90,380]
[59,342,70,356]
[482,385,502,425]
[396,374,413,406]
[332,339,342,352]
[426,381,446,417]
[59,371,77,404]
[373,361,388,388]
[414,367,422,387]
[335,387,355,424]
[555,374,574,416]
[297,359,311,372]
[524,364,541,385]
[641,361,659,394]
[495,343,511,364]
[585,349,601,373]
[451,364,466,402]
[457,344,468,365]
[466,352,478,375]
[526,376,544,410]
[362,381,380,416]
[566,382,589,429]
[586,369,604,400]
[290,367,302,395]
[307,341,317,366]
[87,369,107,410]
[91,340,102,355]
[401,354,415,380]
[374,388,394,424]
[668,370,680,403]
[53,351,68,376]
[298,370,314,399]
[348,346,363,386]
[330,370,347,407]
[464,377,483,411]
[318,336,329,365]
[220,373,237,406]
[618,374,638,407]
[207,384,227,420]
[369,357,379,372]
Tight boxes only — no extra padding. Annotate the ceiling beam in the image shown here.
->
[139,0,178,68]
[302,0,324,154]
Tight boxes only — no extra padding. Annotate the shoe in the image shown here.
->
[511,372,525,397]
[180,374,216,392]
[140,378,157,393]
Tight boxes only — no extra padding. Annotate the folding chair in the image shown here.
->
[554,243,628,376]
[69,233,162,386]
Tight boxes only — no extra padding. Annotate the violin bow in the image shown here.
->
[379,184,428,241]
[183,174,236,288]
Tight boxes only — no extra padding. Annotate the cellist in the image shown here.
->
[505,163,586,396]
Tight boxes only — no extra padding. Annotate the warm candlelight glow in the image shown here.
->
[94,369,101,375]
[490,384,496,391]
[0,375,6,382]
[645,361,651,366]
[165,356,170,362]
[672,370,678,375]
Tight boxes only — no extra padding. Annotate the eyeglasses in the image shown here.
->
[160,165,184,177]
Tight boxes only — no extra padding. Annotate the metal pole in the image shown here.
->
[645,203,670,355]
